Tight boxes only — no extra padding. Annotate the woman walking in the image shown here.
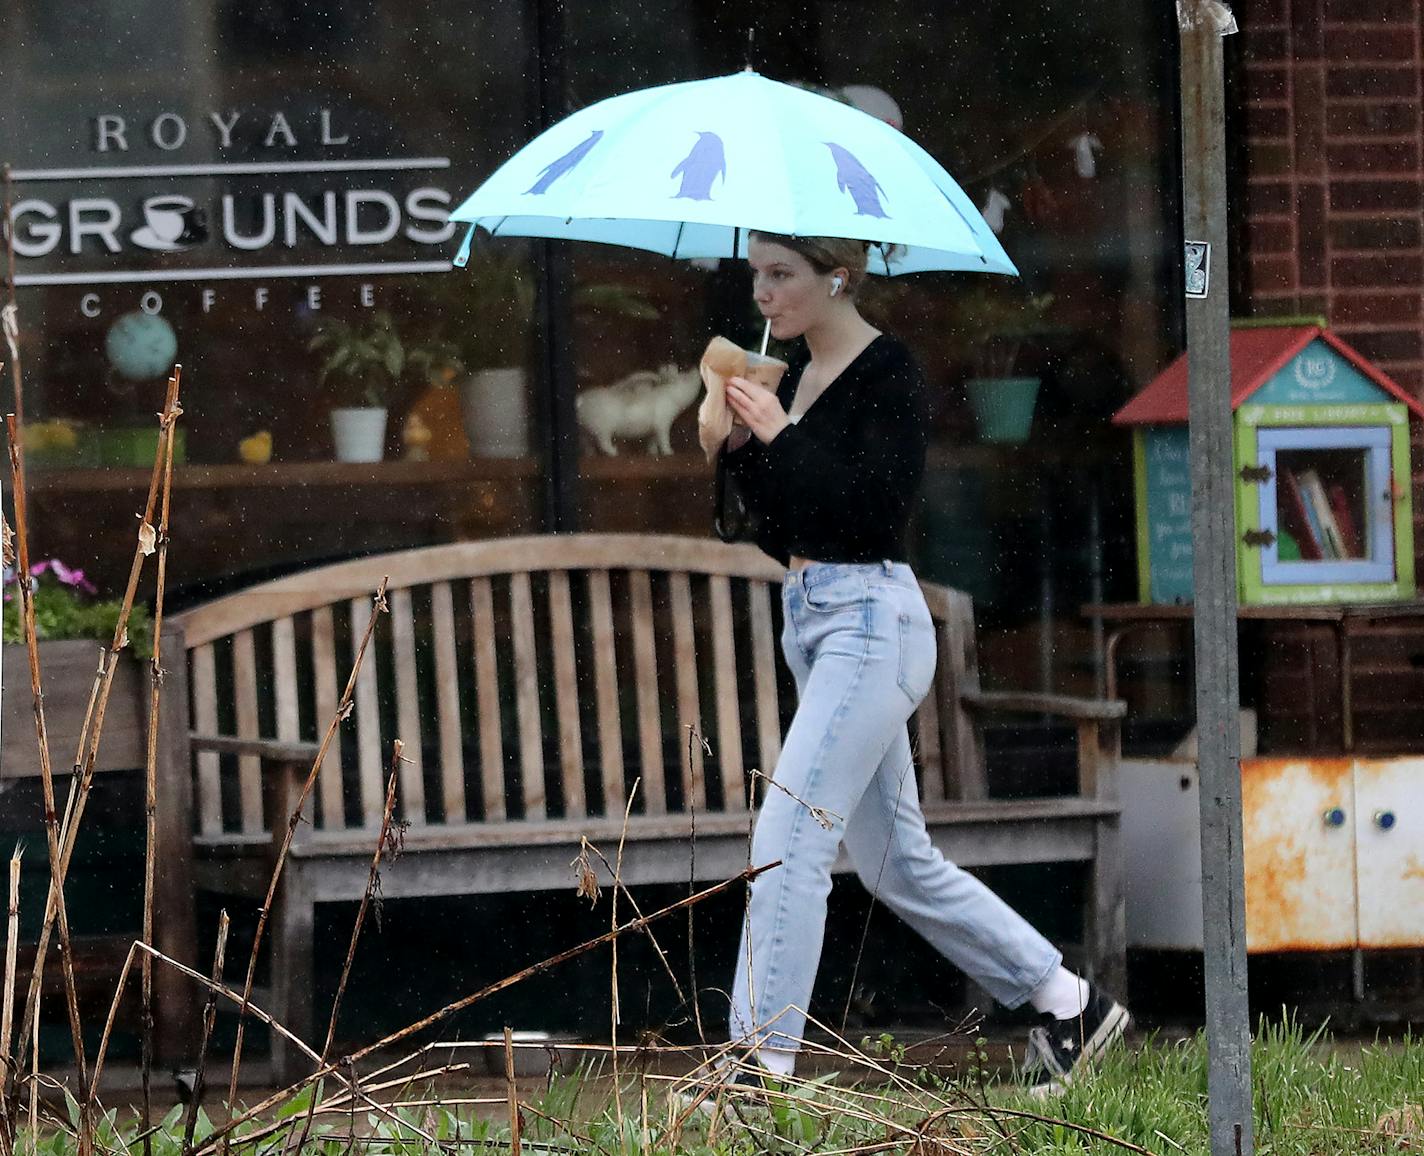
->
[710,231,1129,1094]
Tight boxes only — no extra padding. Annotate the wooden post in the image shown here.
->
[939,591,988,801]
[1079,718,1126,998]
[152,623,199,1060]
[1178,3,1255,1154]
[269,870,315,1086]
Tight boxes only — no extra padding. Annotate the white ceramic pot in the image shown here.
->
[460,367,529,458]
[330,407,388,463]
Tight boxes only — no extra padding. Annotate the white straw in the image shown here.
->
[760,319,771,356]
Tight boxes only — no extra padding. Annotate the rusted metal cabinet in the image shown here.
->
[1124,755,1423,952]
[1353,759,1424,948]
[1241,757,1423,952]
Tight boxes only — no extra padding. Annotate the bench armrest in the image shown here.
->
[960,690,1127,721]
[189,732,322,846]
[958,690,1124,801]
[189,732,322,764]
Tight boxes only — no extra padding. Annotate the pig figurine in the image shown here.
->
[575,364,701,455]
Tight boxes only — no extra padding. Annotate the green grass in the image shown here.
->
[9,1018,1424,1155]
[999,1017,1424,1153]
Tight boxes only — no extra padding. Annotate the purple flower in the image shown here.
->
[30,559,98,595]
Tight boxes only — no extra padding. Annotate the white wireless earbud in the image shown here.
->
[830,276,844,297]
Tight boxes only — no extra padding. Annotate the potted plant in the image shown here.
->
[421,250,658,457]
[953,286,1056,443]
[310,311,411,462]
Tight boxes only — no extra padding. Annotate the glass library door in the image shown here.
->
[1257,425,1395,586]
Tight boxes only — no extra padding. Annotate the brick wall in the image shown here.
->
[1237,0,1424,392]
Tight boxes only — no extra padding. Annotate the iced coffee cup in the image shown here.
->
[697,337,789,456]
[743,350,788,393]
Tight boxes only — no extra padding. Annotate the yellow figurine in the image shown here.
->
[239,430,273,464]
[403,412,432,461]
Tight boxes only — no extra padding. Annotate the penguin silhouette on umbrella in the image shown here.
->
[670,132,727,201]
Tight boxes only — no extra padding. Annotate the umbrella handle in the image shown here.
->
[454,224,477,268]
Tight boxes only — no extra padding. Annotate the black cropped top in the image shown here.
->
[714,333,928,568]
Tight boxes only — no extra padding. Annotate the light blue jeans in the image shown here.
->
[728,561,1061,1065]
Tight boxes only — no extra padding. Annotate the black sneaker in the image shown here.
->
[673,1060,775,1120]
[1024,983,1131,1096]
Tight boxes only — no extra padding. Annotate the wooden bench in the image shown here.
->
[169,533,1125,1079]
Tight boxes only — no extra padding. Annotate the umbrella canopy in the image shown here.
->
[448,69,1016,277]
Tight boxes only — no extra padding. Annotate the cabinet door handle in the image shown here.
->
[1323,807,1347,828]
[1374,810,1397,831]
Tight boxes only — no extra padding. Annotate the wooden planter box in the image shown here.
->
[1,637,198,1061]
[1,640,148,777]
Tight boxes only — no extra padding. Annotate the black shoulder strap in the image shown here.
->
[713,446,751,543]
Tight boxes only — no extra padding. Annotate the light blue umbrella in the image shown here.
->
[448,69,1016,277]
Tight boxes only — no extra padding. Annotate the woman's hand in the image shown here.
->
[725,376,789,444]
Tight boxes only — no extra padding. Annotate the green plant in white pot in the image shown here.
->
[954,286,1056,444]
[310,312,461,463]
[310,311,405,462]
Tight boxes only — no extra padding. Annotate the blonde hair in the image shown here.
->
[748,232,871,294]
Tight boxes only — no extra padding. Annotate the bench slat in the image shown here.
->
[258,797,1123,859]
[272,617,300,745]
[547,571,586,819]
[232,630,263,834]
[311,605,345,828]
[587,570,625,815]
[351,595,385,828]
[431,581,467,823]
[390,587,427,826]
[669,572,704,811]
[470,577,506,822]
[191,643,222,836]
[709,575,744,811]
[509,573,546,820]
[749,581,781,798]
[628,569,665,814]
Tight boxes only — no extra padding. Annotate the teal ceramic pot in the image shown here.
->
[965,376,1041,443]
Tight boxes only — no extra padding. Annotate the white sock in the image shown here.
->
[756,1046,796,1077]
[1027,967,1091,1020]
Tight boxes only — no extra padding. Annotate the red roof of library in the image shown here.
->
[1113,325,1424,425]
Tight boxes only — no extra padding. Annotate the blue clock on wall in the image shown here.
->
[104,311,177,381]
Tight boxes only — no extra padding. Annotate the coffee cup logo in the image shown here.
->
[131,195,208,251]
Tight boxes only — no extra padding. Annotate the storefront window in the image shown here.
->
[1,1,540,602]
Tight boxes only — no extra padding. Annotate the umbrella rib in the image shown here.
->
[673,218,686,259]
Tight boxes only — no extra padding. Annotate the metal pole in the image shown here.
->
[527,0,580,533]
[1178,4,1253,1155]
